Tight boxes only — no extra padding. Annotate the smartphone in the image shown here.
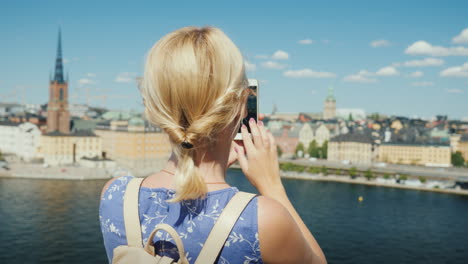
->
[235,79,258,140]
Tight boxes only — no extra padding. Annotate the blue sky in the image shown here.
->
[1,0,468,119]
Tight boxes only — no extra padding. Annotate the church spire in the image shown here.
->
[53,27,65,83]
[326,85,336,102]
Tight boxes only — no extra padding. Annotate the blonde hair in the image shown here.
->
[141,26,248,202]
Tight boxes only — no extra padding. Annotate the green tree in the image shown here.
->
[277,146,283,158]
[308,140,319,158]
[348,113,354,121]
[383,173,390,180]
[419,176,427,183]
[349,167,358,178]
[364,169,374,181]
[295,142,305,158]
[0,150,4,161]
[321,165,328,176]
[451,151,465,167]
[399,174,408,182]
[320,140,328,159]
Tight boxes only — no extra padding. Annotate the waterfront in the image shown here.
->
[1,169,468,263]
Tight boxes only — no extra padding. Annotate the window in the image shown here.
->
[59,88,64,101]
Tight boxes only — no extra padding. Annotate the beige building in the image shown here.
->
[299,123,330,149]
[379,143,451,167]
[95,118,171,172]
[458,134,468,160]
[328,133,374,165]
[40,130,102,166]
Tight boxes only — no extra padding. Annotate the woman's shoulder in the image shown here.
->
[100,175,135,201]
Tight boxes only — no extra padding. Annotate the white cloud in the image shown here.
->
[86,73,96,77]
[244,61,256,71]
[255,54,269,59]
[411,81,433,87]
[115,72,137,83]
[271,50,289,60]
[395,58,444,67]
[376,66,399,76]
[447,88,463,94]
[78,78,94,85]
[283,68,336,78]
[298,39,314,45]
[405,41,468,56]
[63,58,70,64]
[261,61,286,70]
[453,28,468,44]
[440,62,468,77]
[370,39,391,48]
[409,71,424,78]
[343,70,377,83]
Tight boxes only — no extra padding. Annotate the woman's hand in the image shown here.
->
[227,140,242,168]
[235,118,284,196]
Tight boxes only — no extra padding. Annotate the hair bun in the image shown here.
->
[181,141,194,149]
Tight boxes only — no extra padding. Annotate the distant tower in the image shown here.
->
[323,86,336,120]
[47,28,70,133]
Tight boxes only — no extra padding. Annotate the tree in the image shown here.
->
[0,150,4,161]
[277,146,283,158]
[321,165,328,176]
[419,176,427,183]
[295,142,305,158]
[364,169,374,181]
[349,167,358,178]
[320,140,328,159]
[383,173,390,180]
[451,151,465,167]
[399,174,408,182]
[348,113,354,121]
[308,140,319,158]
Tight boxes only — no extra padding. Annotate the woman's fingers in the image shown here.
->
[249,118,263,147]
[235,145,248,172]
[241,124,255,154]
[257,121,270,148]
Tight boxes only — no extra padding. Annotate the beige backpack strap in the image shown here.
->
[194,192,256,264]
[144,224,189,264]
[123,177,144,247]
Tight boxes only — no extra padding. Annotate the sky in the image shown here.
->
[1,0,468,119]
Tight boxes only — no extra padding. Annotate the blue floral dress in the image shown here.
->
[99,175,263,264]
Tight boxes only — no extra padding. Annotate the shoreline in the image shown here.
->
[280,171,468,196]
[2,164,468,196]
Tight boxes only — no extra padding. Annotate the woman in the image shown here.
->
[99,26,326,264]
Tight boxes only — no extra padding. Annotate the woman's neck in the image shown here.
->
[163,149,229,183]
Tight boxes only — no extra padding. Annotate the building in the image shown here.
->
[379,142,451,167]
[328,133,374,165]
[0,121,41,161]
[323,86,336,120]
[95,118,171,171]
[298,123,330,149]
[40,29,102,166]
[272,125,300,158]
[40,130,102,165]
[459,134,468,160]
[0,121,19,154]
[46,28,70,134]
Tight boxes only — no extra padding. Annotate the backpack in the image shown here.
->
[112,177,256,264]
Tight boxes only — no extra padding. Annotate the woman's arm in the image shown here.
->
[235,118,327,264]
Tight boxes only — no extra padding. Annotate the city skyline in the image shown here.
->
[1,0,468,119]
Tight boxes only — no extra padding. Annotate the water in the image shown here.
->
[1,170,468,264]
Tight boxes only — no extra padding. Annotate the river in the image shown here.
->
[1,169,467,263]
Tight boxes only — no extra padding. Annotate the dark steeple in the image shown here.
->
[53,28,65,83]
